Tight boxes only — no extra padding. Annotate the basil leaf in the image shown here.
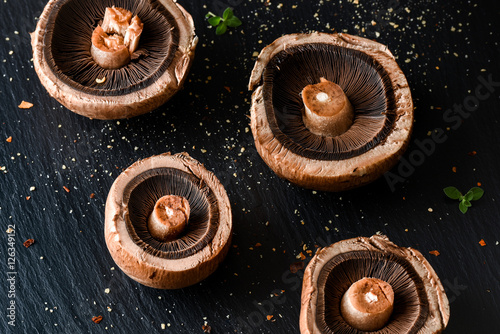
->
[216,22,228,35]
[223,7,233,21]
[208,16,221,26]
[459,201,468,214]
[443,186,461,200]
[469,187,484,201]
[226,16,242,27]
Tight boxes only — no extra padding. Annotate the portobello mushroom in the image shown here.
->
[32,0,197,119]
[104,153,232,289]
[249,33,414,191]
[300,235,450,334]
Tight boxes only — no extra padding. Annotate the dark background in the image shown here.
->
[1,0,499,333]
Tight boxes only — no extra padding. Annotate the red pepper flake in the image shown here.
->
[26,196,31,201]
[429,250,440,256]
[266,315,273,321]
[479,239,486,247]
[255,242,262,247]
[6,136,12,143]
[23,239,35,248]
[92,315,103,324]
[202,324,212,333]
[290,261,304,274]
[63,186,70,193]
[90,193,95,199]
[224,86,231,93]
[467,151,477,156]
[18,101,34,109]
[452,166,457,173]
[299,252,306,260]
[477,182,482,187]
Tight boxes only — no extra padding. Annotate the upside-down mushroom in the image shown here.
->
[32,0,197,119]
[249,33,414,191]
[300,235,450,334]
[104,153,232,289]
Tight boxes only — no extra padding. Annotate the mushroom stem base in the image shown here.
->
[301,78,354,137]
[147,195,190,242]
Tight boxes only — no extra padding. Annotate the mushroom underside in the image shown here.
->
[317,251,428,333]
[124,167,219,260]
[46,0,179,95]
[263,43,397,161]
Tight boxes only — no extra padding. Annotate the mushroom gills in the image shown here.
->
[316,251,429,333]
[124,168,219,259]
[265,43,397,160]
[47,0,181,93]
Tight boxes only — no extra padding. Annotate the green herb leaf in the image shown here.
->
[443,186,461,200]
[226,16,242,27]
[205,13,212,18]
[216,22,228,35]
[459,201,468,214]
[469,187,484,201]
[223,7,234,20]
[463,199,472,207]
[465,191,474,202]
[208,16,221,26]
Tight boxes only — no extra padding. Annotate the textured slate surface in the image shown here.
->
[1,0,499,333]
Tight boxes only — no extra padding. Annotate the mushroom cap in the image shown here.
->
[31,0,198,120]
[104,153,232,289]
[300,235,450,334]
[249,32,414,191]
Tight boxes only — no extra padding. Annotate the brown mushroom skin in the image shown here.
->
[105,153,232,289]
[299,235,450,334]
[340,277,394,331]
[31,0,198,119]
[249,33,414,191]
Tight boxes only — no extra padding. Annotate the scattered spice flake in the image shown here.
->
[255,242,262,247]
[18,101,33,109]
[202,324,212,333]
[92,315,103,324]
[6,136,12,143]
[6,227,14,234]
[224,86,231,93]
[95,77,106,84]
[299,252,306,260]
[63,186,70,193]
[479,239,486,247]
[477,182,482,187]
[90,193,95,199]
[290,261,304,274]
[467,151,477,156]
[452,166,457,173]
[429,250,440,256]
[26,196,31,201]
[23,239,35,248]
[266,315,274,321]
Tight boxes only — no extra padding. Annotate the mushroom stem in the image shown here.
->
[340,277,394,331]
[147,195,190,242]
[301,78,354,137]
[90,6,143,69]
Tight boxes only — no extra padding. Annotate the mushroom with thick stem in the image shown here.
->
[300,235,450,334]
[104,153,232,289]
[249,32,414,191]
[90,6,144,69]
[31,0,198,119]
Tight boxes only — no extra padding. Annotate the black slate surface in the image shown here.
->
[1,0,499,333]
